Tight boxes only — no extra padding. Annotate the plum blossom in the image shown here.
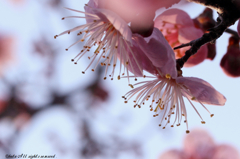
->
[158,129,240,159]
[0,35,15,76]
[55,0,143,80]
[123,28,226,133]
[220,36,240,77]
[154,9,208,67]
[98,0,181,36]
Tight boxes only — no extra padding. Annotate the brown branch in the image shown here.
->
[176,0,240,69]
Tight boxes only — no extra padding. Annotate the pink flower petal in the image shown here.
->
[176,77,226,105]
[212,145,240,159]
[143,28,177,78]
[177,27,208,67]
[124,40,151,77]
[238,20,240,37]
[117,37,157,77]
[92,9,132,43]
[155,9,194,27]
[85,0,99,24]
[158,150,186,159]
[178,27,203,43]
[184,129,215,159]
[184,44,208,67]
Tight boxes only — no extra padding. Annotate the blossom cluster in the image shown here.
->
[54,0,233,133]
[159,129,240,159]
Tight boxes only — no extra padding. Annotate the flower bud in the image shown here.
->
[220,36,240,77]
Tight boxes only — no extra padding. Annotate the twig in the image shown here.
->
[175,0,240,69]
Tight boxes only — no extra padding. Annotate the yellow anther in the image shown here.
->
[160,105,164,110]
[201,121,206,124]
[165,74,171,79]
[211,114,214,117]
[81,39,84,42]
[118,75,120,80]
[129,84,134,88]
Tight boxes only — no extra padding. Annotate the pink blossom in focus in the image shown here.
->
[98,0,181,37]
[154,9,208,67]
[158,129,240,159]
[123,29,226,132]
[55,0,145,80]
[220,36,240,77]
[0,35,15,75]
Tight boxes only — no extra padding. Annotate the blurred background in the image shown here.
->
[0,0,239,159]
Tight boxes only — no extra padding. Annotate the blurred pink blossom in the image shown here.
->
[154,9,208,67]
[158,129,240,159]
[55,0,145,80]
[123,29,226,132]
[98,0,181,36]
[220,36,240,77]
[0,35,15,75]
[8,0,25,5]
